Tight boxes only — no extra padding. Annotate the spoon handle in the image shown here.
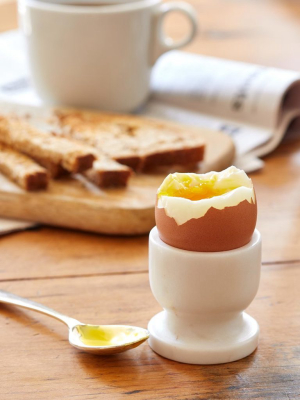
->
[0,290,79,328]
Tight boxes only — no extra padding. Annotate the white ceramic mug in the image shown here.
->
[18,0,198,112]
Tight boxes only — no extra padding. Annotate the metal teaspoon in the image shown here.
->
[0,290,149,354]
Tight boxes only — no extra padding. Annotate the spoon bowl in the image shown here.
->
[70,324,149,354]
[0,290,149,355]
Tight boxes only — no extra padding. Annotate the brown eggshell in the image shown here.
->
[155,198,257,252]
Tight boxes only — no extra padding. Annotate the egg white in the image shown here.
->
[157,166,255,226]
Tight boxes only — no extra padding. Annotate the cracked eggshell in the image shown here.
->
[155,198,257,252]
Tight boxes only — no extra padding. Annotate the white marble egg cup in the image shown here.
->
[148,227,261,365]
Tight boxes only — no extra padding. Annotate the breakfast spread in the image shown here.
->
[148,166,261,364]
[155,166,257,252]
[0,105,235,235]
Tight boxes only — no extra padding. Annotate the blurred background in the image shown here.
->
[2,0,300,69]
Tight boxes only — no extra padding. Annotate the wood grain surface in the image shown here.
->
[0,263,300,400]
[1,0,300,399]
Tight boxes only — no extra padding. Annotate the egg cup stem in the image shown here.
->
[148,227,261,365]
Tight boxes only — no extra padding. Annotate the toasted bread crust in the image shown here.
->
[0,143,49,190]
[55,110,205,172]
[83,156,132,188]
[116,145,205,171]
[0,116,95,174]
[84,169,132,188]
[0,111,206,189]
[31,157,69,179]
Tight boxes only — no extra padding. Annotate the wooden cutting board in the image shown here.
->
[0,103,235,235]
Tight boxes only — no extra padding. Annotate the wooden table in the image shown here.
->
[1,1,300,398]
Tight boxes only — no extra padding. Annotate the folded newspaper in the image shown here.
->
[0,29,299,234]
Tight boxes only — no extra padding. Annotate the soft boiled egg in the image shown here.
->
[155,166,257,252]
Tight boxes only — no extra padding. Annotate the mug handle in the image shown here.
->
[151,2,198,64]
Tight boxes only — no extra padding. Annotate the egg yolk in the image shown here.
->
[158,176,240,201]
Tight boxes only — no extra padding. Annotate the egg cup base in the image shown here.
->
[148,311,259,365]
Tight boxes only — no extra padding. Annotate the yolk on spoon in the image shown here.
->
[75,325,143,347]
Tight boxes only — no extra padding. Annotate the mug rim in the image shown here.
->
[19,0,161,13]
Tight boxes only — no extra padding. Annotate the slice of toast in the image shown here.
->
[0,143,49,190]
[83,156,132,188]
[0,116,95,176]
[55,110,205,171]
